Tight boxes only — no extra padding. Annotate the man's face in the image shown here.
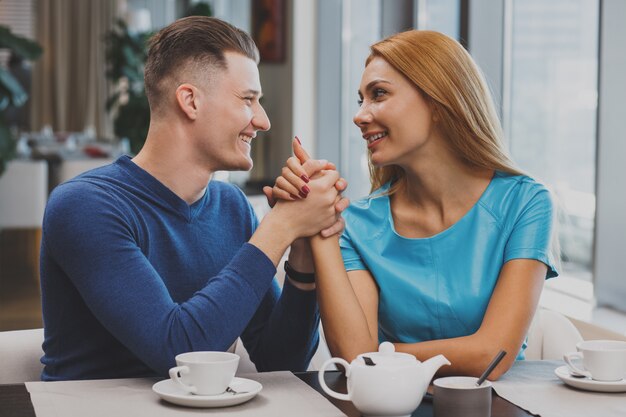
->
[193,52,270,172]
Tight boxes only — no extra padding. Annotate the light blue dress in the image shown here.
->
[339,172,558,359]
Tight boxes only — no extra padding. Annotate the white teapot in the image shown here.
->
[318,342,450,417]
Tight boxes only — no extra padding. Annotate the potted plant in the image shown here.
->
[104,19,152,155]
[0,25,42,176]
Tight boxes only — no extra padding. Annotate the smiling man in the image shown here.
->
[39,16,344,381]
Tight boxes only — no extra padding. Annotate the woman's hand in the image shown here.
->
[264,138,349,237]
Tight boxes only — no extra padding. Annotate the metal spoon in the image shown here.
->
[226,386,249,395]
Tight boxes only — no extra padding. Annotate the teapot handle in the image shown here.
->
[318,358,351,401]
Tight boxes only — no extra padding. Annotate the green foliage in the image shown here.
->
[104,19,152,154]
[0,25,42,176]
[113,93,151,155]
[185,2,213,17]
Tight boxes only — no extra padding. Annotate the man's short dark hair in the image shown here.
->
[144,16,259,115]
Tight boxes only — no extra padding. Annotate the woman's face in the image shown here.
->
[354,57,437,168]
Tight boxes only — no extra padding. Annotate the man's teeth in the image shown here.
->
[239,135,252,144]
[367,132,387,144]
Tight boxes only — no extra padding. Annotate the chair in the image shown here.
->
[525,309,583,360]
[0,160,47,229]
[0,328,44,383]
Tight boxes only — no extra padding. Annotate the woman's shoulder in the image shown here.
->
[343,183,392,231]
[490,171,551,198]
[481,172,553,218]
[346,183,390,214]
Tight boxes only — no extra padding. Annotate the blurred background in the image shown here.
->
[0,0,624,336]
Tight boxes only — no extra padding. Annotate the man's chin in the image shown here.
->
[231,158,253,172]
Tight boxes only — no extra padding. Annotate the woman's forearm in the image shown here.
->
[310,235,378,360]
[395,334,515,380]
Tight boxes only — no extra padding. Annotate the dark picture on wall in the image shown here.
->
[252,0,286,63]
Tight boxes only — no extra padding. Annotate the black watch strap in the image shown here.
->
[284,260,316,284]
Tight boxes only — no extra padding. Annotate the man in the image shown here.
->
[40,16,346,381]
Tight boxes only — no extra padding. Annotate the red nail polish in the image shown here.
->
[295,136,302,145]
[300,174,310,183]
[289,193,298,199]
[302,185,310,194]
[299,190,307,198]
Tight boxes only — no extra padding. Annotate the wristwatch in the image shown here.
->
[284,260,316,284]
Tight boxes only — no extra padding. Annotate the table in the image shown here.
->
[0,371,531,417]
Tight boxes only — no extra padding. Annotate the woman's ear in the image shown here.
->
[175,83,199,120]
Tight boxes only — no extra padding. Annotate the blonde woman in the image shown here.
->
[269,30,557,379]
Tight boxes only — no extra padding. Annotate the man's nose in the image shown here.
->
[253,105,271,131]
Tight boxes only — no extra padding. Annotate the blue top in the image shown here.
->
[339,172,557,359]
[40,156,319,381]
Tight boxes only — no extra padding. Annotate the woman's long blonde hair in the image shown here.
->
[367,30,523,194]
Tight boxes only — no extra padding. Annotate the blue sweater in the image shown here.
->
[40,156,319,381]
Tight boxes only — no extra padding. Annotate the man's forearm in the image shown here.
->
[243,279,320,372]
[248,210,295,266]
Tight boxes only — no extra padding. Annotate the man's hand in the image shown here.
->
[263,138,349,237]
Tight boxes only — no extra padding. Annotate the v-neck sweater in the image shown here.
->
[40,156,319,381]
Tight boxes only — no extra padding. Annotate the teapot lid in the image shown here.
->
[355,342,417,368]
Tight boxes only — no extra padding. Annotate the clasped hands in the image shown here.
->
[263,138,349,238]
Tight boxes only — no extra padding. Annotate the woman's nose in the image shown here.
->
[353,105,372,127]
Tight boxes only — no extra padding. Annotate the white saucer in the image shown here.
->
[555,366,626,393]
[152,377,262,408]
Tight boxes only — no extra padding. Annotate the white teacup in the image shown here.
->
[168,351,239,396]
[564,340,626,381]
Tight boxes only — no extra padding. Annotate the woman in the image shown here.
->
[270,30,557,379]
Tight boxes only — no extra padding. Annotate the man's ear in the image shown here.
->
[175,83,199,120]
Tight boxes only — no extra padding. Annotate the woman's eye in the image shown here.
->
[357,98,364,106]
[373,88,387,99]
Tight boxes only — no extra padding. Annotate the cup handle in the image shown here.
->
[318,358,352,402]
[169,365,197,394]
[563,351,591,378]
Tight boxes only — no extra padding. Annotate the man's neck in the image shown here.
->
[132,125,213,205]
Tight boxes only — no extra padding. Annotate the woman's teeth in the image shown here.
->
[367,132,387,144]
[239,134,252,144]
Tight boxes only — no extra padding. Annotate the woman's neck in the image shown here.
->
[391,152,494,235]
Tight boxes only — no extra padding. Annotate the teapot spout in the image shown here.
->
[422,354,451,381]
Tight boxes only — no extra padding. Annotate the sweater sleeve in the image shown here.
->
[235,194,320,372]
[43,182,277,376]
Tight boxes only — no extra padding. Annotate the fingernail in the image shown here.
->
[289,193,298,199]
[295,136,302,145]
[302,185,311,194]
[319,159,328,166]
[299,190,307,198]
[300,174,310,183]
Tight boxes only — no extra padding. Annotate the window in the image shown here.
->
[504,0,599,281]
